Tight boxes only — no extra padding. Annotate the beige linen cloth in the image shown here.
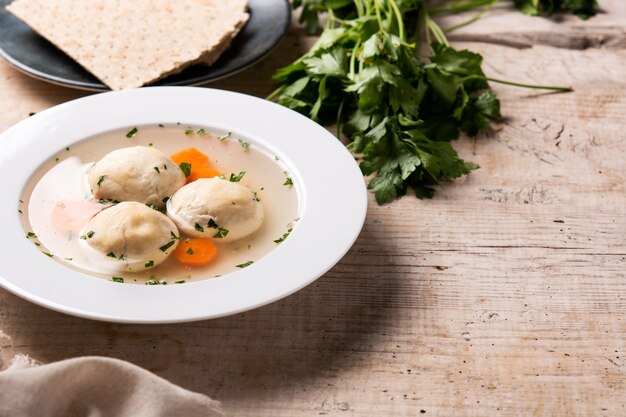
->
[0,355,224,417]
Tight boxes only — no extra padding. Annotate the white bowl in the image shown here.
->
[0,87,367,323]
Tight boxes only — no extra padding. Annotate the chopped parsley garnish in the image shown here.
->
[145,279,167,285]
[42,251,54,258]
[80,231,95,240]
[98,199,110,204]
[18,209,22,214]
[154,166,160,173]
[208,218,218,229]
[112,277,124,283]
[170,231,180,240]
[126,127,138,138]
[26,232,37,238]
[163,164,168,170]
[238,139,250,150]
[229,171,246,182]
[274,228,293,244]
[158,123,165,128]
[179,162,192,177]
[186,248,194,255]
[184,128,194,136]
[107,252,116,258]
[175,280,186,284]
[194,223,204,232]
[145,260,154,268]
[274,155,280,161]
[236,261,254,268]
[64,257,73,261]
[146,204,160,211]
[159,240,176,252]
[162,196,170,204]
[34,242,41,247]
[197,128,206,135]
[252,191,260,202]
[283,177,293,186]
[65,146,70,151]
[97,175,107,186]
[213,227,229,239]
[148,143,154,147]
[217,132,231,141]
[118,253,125,261]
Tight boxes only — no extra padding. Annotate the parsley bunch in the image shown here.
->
[270,0,571,203]
[513,0,598,19]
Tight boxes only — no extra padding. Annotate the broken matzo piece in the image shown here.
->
[6,0,249,90]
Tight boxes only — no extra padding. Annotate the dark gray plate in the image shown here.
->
[0,0,290,91]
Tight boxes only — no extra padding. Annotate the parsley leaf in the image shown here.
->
[229,171,246,182]
[213,227,229,239]
[179,162,192,177]
[126,127,138,138]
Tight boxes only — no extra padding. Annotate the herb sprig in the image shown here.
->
[271,0,574,203]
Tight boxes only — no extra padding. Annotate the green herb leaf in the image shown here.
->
[238,139,250,150]
[186,247,194,255]
[159,241,176,252]
[283,177,293,186]
[97,175,107,186]
[80,230,95,240]
[217,132,231,141]
[145,260,154,268]
[229,171,246,182]
[197,128,206,135]
[194,223,204,232]
[179,162,192,177]
[274,227,293,244]
[145,279,167,285]
[236,261,254,268]
[126,127,138,138]
[112,276,124,283]
[213,227,229,239]
[208,218,218,229]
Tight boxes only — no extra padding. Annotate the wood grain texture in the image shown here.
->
[1,4,625,416]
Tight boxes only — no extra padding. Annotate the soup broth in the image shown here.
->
[22,125,299,284]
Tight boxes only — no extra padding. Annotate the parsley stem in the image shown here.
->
[430,0,499,14]
[388,0,406,40]
[266,85,286,101]
[373,0,385,32]
[349,39,361,79]
[444,0,498,32]
[424,11,449,46]
[336,97,346,139]
[487,77,573,92]
[354,0,365,17]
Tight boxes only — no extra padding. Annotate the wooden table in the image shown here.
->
[1,3,625,416]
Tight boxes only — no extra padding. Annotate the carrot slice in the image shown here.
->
[171,147,220,183]
[174,238,218,266]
